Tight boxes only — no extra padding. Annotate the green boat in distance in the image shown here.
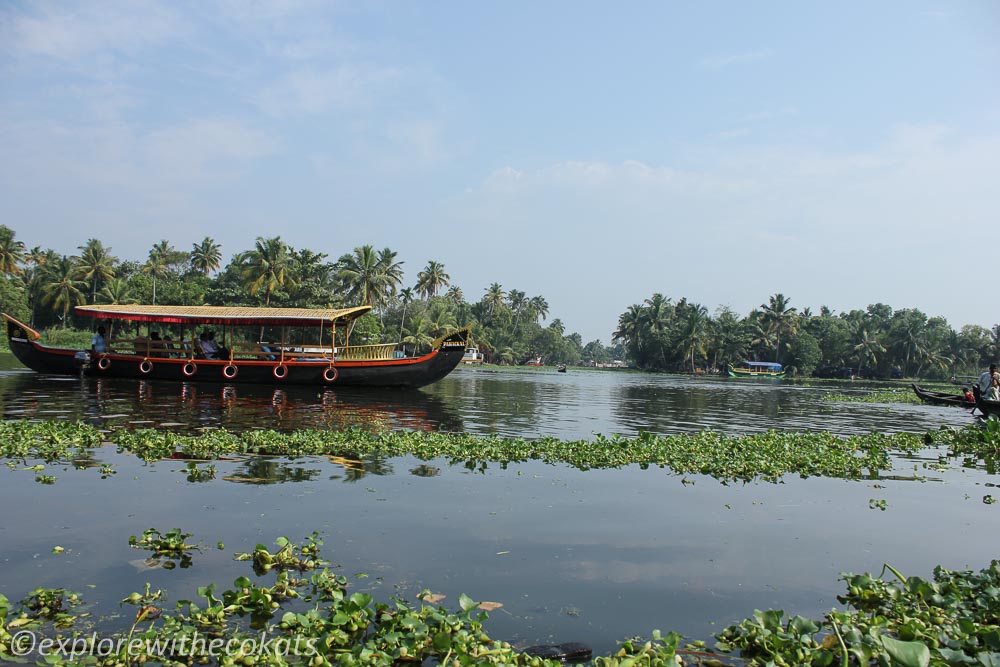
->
[728,361,785,378]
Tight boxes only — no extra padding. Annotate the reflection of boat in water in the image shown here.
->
[0,372,465,433]
[4,305,469,389]
[728,361,785,378]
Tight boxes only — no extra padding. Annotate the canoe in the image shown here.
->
[4,306,471,389]
[973,386,1000,418]
[911,384,975,408]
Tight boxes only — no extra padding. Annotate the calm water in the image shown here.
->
[0,359,996,655]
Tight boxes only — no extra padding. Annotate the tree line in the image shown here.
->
[0,226,609,365]
[614,292,999,379]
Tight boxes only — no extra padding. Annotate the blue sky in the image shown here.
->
[1,1,998,343]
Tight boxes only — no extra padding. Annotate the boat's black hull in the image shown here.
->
[973,386,1000,418]
[5,317,469,389]
[911,383,975,408]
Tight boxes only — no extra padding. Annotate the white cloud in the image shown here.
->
[698,49,774,69]
[255,65,402,116]
[5,1,182,62]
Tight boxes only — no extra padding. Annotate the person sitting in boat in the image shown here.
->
[964,387,975,402]
[149,331,166,357]
[207,331,229,360]
[199,332,219,359]
[979,364,999,401]
[91,326,107,355]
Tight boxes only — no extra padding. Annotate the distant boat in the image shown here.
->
[525,357,543,366]
[728,361,784,378]
[556,365,567,373]
[461,345,485,364]
[911,383,975,408]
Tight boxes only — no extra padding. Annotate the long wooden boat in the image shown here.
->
[911,383,975,408]
[973,386,1000,418]
[3,305,471,389]
[728,361,784,378]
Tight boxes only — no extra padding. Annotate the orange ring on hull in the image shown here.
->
[273,365,287,380]
[222,364,238,379]
[323,366,338,382]
[97,356,111,371]
[139,359,153,375]
[182,362,198,377]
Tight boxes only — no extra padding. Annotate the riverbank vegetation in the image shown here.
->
[614,293,1000,379]
[1,528,998,666]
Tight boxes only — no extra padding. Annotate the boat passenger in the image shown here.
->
[149,331,166,357]
[979,364,999,401]
[207,331,229,360]
[964,388,975,402]
[91,326,107,355]
[199,332,218,359]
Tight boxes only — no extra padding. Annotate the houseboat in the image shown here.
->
[728,361,785,378]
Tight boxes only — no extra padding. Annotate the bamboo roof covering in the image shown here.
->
[75,304,372,327]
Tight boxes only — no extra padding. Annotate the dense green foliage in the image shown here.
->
[0,226,609,365]
[615,293,1000,379]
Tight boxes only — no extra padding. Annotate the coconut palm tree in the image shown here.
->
[336,245,402,311]
[760,293,798,362]
[142,254,169,305]
[415,260,450,299]
[99,277,133,305]
[445,285,464,304]
[483,283,505,317]
[190,237,222,276]
[529,295,549,323]
[507,289,527,333]
[0,226,25,276]
[397,287,415,340]
[41,256,85,327]
[426,301,458,337]
[852,326,885,377]
[239,237,297,306]
[75,238,116,303]
[677,304,710,373]
[402,315,434,353]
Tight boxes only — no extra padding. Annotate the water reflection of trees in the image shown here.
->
[223,458,321,485]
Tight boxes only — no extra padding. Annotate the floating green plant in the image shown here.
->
[3,533,999,666]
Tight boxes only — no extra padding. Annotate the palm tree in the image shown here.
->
[415,260,450,299]
[852,326,885,377]
[398,287,415,340]
[507,289,527,333]
[760,293,798,361]
[336,245,402,311]
[376,248,405,304]
[240,237,297,306]
[142,254,169,305]
[643,293,673,368]
[75,238,116,303]
[677,305,710,372]
[99,277,133,305]
[529,295,549,323]
[426,301,458,337]
[41,256,85,327]
[483,283,505,316]
[0,226,25,276]
[445,285,464,304]
[190,237,222,276]
[402,315,434,353]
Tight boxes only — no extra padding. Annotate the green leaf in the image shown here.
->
[432,631,452,652]
[881,636,930,667]
[458,593,477,611]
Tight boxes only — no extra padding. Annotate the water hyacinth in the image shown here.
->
[0,419,932,483]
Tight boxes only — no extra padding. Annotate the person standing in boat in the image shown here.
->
[91,326,108,355]
[979,364,999,401]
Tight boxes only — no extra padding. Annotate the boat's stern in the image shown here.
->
[3,313,87,376]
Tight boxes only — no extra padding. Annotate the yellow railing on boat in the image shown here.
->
[108,339,399,362]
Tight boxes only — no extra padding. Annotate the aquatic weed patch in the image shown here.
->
[0,420,930,483]
[822,389,921,404]
[715,560,1000,666]
[3,531,999,666]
